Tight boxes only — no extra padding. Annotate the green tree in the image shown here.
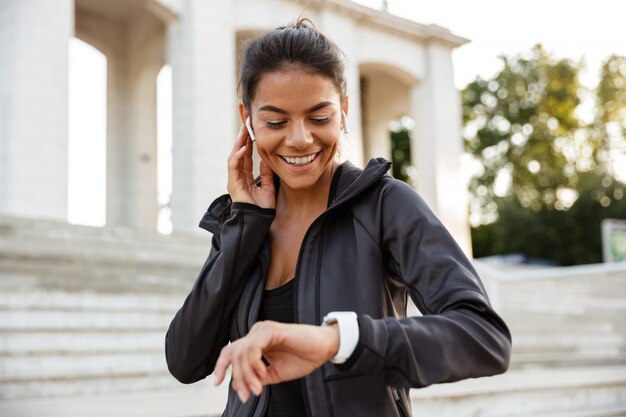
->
[390,129,411,184]
[595,55,626,177]
[463,46,626,265]
[597,55,626,126]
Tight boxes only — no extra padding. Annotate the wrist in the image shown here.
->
[322,323,340,362]
[321,311,359,364]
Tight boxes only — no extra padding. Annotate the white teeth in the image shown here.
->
[283,153,317,166]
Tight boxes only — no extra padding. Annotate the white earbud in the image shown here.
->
[245,116,256,142]
[341,111,349,134]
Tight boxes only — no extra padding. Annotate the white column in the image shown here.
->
[169,0,235,232]
[318,11,365,167]
[106,16,163,230]
[0,0,73,220]
[410,42,471,255]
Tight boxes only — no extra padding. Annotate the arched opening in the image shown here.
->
[157,65,173,235]
[389,115,416,186]
[67,37,107,227]
[359,63,415,180]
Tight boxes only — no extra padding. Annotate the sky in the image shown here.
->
[68,0,626,229]
[355,0,626,90]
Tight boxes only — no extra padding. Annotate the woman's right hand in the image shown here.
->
[213,321,340,403]
[227,124,276,209]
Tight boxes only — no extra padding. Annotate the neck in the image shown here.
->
[276,162,339,220]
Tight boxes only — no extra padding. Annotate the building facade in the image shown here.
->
[0,0,471,252]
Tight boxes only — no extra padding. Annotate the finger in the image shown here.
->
[227,144,247,172]
[227,145,247,194]
[231,348,250,403]
[213,345,233,386]
[259,159,276,192]
[252,354,269,386]
[227,125,248,168]
[240,345,265,397]
[231,124,246,151]
[242,136,255,186]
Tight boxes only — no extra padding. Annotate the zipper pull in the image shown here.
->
[391,387,400,401]
[391,387,407,417]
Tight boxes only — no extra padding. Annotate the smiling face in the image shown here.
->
[240,67,348,193]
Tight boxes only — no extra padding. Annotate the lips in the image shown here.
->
[280,152,319,166]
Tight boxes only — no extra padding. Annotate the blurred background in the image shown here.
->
[0,0,625,416]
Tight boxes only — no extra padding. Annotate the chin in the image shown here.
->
[276,163,335,192]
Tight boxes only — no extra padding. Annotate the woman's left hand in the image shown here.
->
[213,321,339,403]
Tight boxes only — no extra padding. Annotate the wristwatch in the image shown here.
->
[321,311,359,364]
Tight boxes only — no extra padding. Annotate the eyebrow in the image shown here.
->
[257,101,335,115]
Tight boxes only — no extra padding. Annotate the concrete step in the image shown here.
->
[503,318,617,331]
[0,260,201,294]
[0,215,211,254]
[510,353,626,369]
[0,330,167,354]
[533,405,626,416]
[0,215,209,293]
[511,335,623,353]
[0,289,183,311]
[410,366,626,417]
[0,367,624,417]
[0,372,199,402]
[1,309,172,330]
[0,351,167,382]
[476,261,626,299]
[0,377,228,417]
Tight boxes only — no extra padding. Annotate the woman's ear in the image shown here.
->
[341,96,349,134]
[239,101,256,141]
[238,101,249,125]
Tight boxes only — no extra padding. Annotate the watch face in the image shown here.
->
[323,316,338,325]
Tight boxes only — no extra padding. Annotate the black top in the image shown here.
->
[258,279,307,417]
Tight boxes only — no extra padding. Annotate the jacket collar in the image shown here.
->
[330,157,392,208]
[199,157,392,234]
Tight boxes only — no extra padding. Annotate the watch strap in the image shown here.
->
[321,311,359,364]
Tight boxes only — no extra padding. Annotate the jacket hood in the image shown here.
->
[199,157,392,234]
[331,157,392,207]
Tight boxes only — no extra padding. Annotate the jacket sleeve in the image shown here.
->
[337,180,511,388]
[165,202,275,384]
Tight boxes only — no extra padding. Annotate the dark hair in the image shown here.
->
[239,18,346,110]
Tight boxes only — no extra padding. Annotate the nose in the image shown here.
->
[284,120,313,150]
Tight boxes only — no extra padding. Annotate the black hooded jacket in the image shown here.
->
[165,157,512,417]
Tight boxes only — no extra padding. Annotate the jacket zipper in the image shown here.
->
[292,210,338,417]
[291,167,390,417]
[391,387,408,417]
[244,268,265,333]
[240,257,268,417]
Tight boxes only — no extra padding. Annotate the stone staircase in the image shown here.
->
[1,215,625,416]
[0,215,210,400]
[476,262,626,370]
[410,366,626,417]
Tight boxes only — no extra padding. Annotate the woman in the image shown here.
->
[165,18,511,417]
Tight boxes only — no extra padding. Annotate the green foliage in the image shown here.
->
[463,46,626,265]
[472,172,626,265]
[390,128,411,183]
[597,55,626,125]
